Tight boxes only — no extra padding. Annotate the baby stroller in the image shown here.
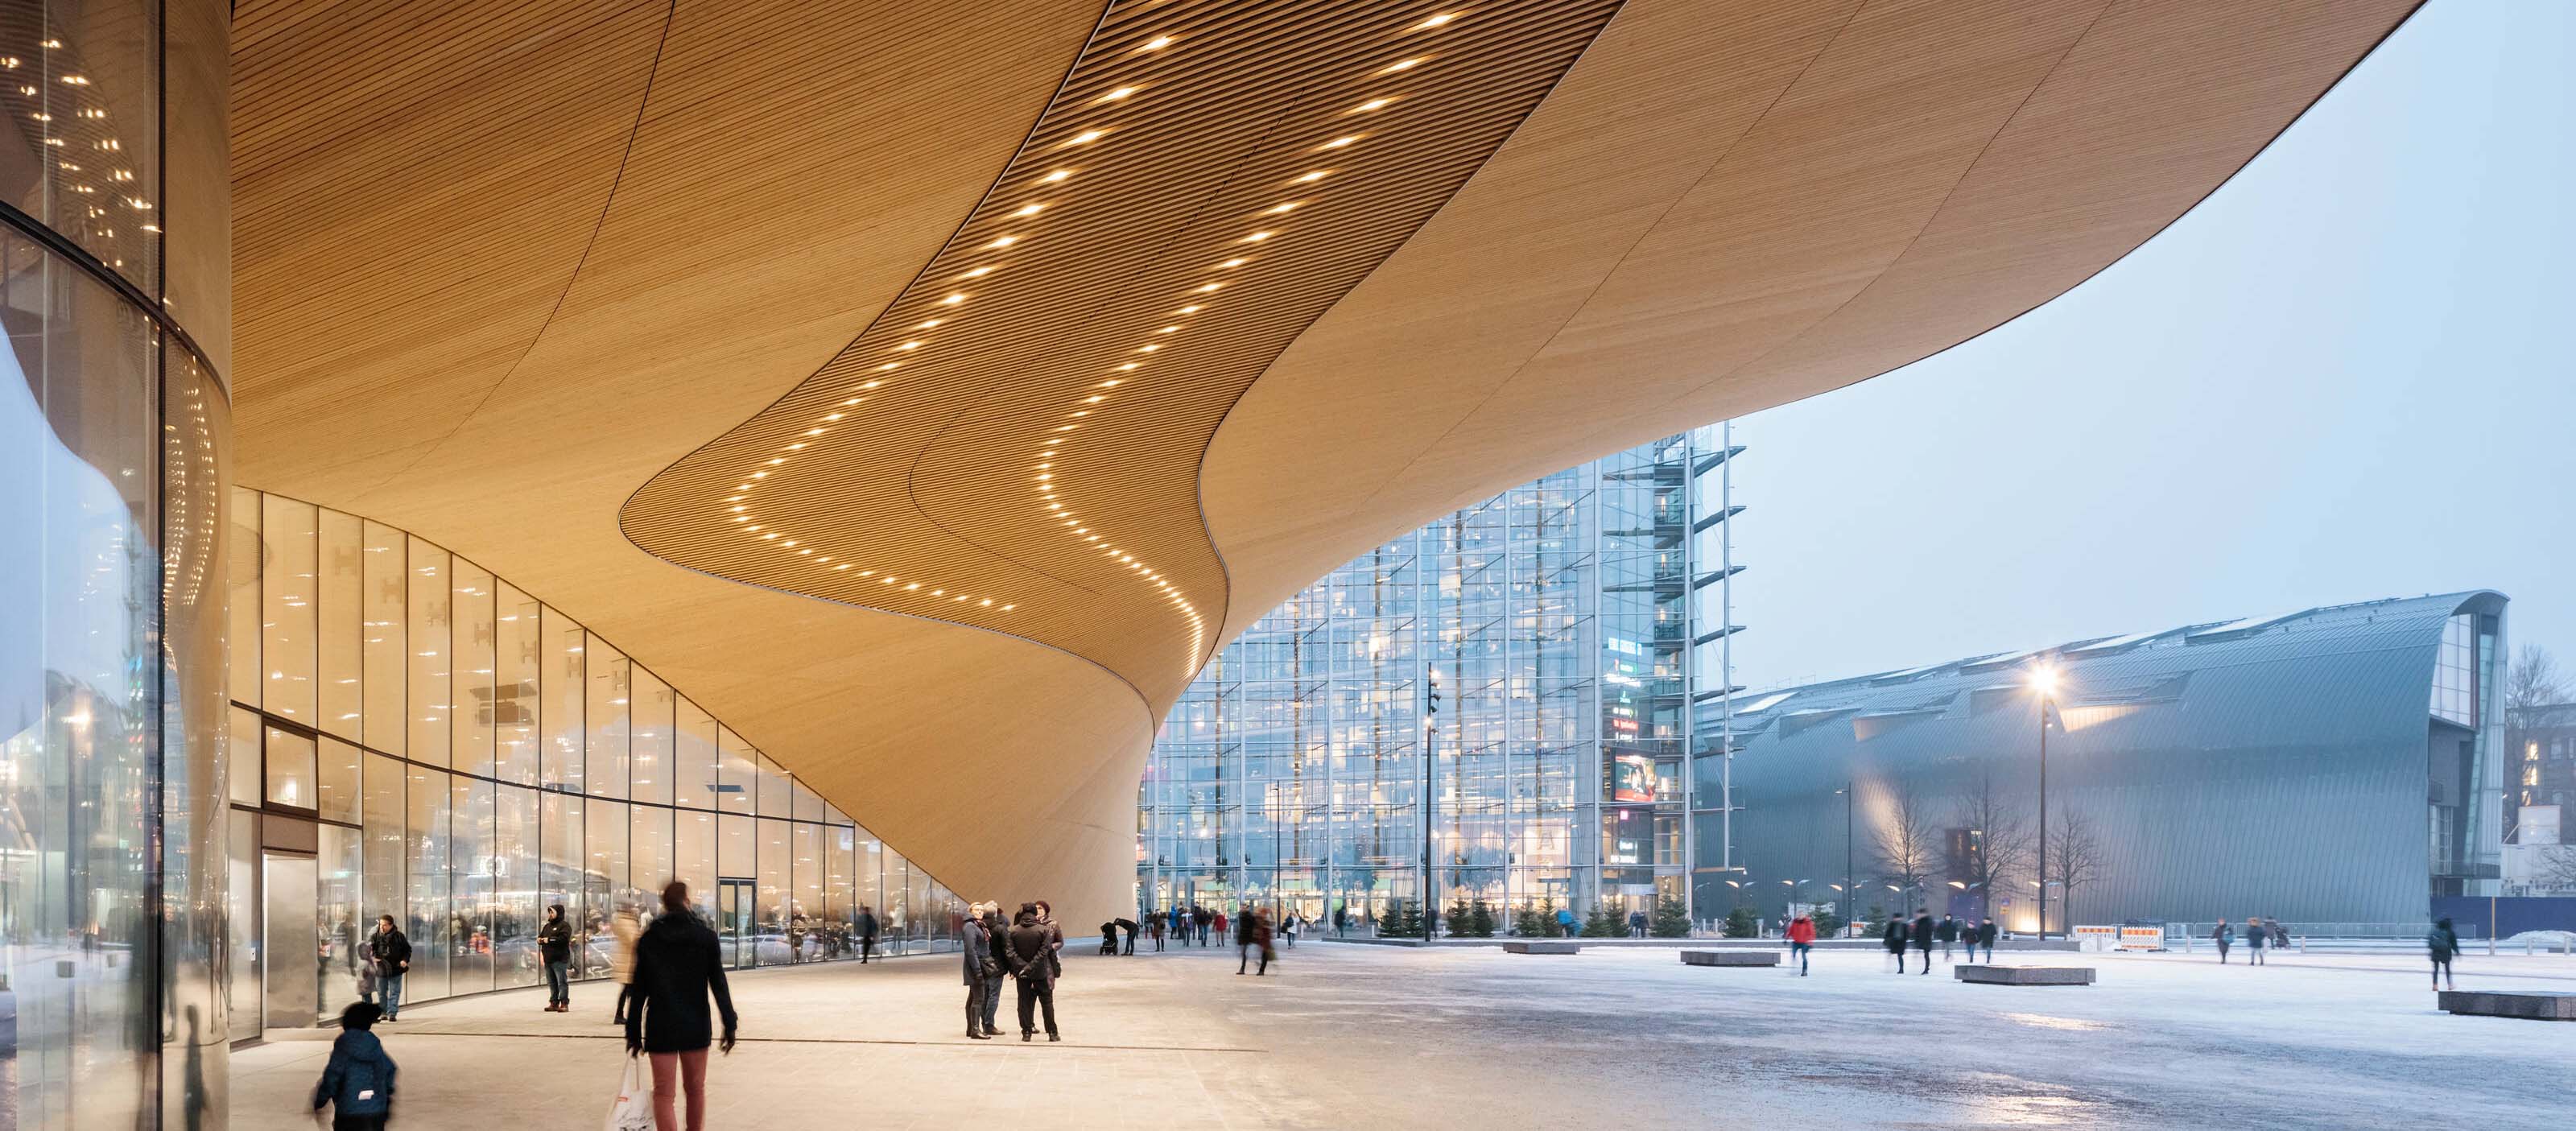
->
[1097,923,1119,955]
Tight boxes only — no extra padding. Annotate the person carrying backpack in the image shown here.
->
[2427,917,2462,990]
[312,1002,398,1129]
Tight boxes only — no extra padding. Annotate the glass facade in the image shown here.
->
[1,1,230,1126]
[1137,435,1704,927]
[222,488,968,1038]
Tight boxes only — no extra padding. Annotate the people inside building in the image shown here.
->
[625,881,739,1131]
[312,1001,398,1129]
[609,903,643,1025]
[369,915,411,1022]
[856,904,879,963]
[1786,913,1816,976]
[539,904,573,1012]
[1005,902,1061,1041]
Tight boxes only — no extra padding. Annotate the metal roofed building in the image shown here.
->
[1699,592,2507,930]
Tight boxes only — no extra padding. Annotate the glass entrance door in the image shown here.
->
[716,879,756,968]
[262,853,319,1029]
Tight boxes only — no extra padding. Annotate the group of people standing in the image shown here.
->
[963,900,1067,1041]
[1876,910,1997,973]
[2207,915,2290,964]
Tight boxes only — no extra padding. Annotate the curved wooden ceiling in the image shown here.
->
[230,0,2419,927]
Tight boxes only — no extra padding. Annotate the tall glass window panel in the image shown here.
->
[319,825,365,1019]
[675,810,716,923]
[716,729,758,815]
[407,539,450,766]
[450,559,496,777]
[316,735,360,823]
[227,811,262,1042]
[792,777,823,823]
[628,807,672,973]
[360,522,407,756]
[858,835,884,926]
[264,724,316,811]
[675,700,719,811]
[449,775,495,994]
[229,706,263,806]
[362,753,407,935]
[883,854,911,952]
[826,825,855,931]
[586,635,630,799]
[756,754,790,818]
[539,790,584,968]
[758,819,789,951]
[318,508,364,739]
[630,670,674,807]
[493,784,540,989]
[493,584,541,785]
[228,487,262,709]
[584,798,626,962]
[541,605,583,790]
[404,764,451,1001]
[260,493,318,723]
[793,823,824,932]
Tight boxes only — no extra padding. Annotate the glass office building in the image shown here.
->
[1,2,231,1125]
[1138,432,1722,926]
[221,488,968,1044]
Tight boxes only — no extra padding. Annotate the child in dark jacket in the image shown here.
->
[313,1002,398,1129]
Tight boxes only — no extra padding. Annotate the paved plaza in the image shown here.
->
[232,940,2576,1129]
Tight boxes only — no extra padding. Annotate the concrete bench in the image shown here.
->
[2438,990,2576,1021]
[1503,941,1580,955]
[1680,949,1781,967]
[1955,964,2094,985]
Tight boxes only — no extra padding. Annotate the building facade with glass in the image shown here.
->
[221,488,971,1044]
[1,2,231,1126]
[1137,431,1728,927]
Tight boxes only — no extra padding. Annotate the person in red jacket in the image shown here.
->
[1786,914,1818,976]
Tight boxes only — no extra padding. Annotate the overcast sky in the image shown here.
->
[1724,0,2573,691]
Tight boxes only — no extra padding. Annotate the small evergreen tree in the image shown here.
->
[1813,910,1848,939]
[1467,899,1497,938]
[1447,898,1472,939]
[1538,898,1565,937]
[1723,904,1760,938]
[1582,906,1621,938]
[1381,899,1420,938]
[1513,903,1546,938]
[1650,897,1691,937]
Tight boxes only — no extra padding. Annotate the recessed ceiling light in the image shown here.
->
[1100,86,1137,101]
[1414,13,1458,30]
[1140,35,1173,50]
[987,235,1018,249]
[1066,129,1105,145]
[962,266,997,278]
[1354,97,1395,112]
[943,292,967,304]
[1292,171,1328,184]
[1320,135,1360,150]
[1040,169,1072,184]
[1011,204,1044,217]
[1381,56,1428,74]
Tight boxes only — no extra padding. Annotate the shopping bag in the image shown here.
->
[604,1055,654,1131]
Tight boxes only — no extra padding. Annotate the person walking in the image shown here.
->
[962,903,999,1040]
[368,915,410,1023]
[2266,917,2288,955]
[1333,904,1348,938]
[976,904,1008,1037]
[1005,903,1061,1042]
[2244,917,2268,966]
[2427,916,2462,990]
[1192,905,1212,947]
[1786,913,1816,976]
[538,904,573,1012]
[2211,918,2234,964]
[1236,904,1275,976]
[1881,914,1908,973]
[1555,906,1579,939]
[1149,912,1166,951]
[1935,914,1960,962]
[1975,918,1998,963]
[856,904,880,963]
[625,881,738,1131]
[608,903,642,1025]
[1281,911,1298,948]
[310,1002,397,1129]
[1909,908,1935,974]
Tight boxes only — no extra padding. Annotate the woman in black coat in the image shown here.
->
[625,881,737,1131]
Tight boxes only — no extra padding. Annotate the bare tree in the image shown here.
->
[1951,770,2033,926]
[2507,644,2567,714]
[2046,805,2107,930]
[2535,845,2576,894]
[1871,783,1939,915]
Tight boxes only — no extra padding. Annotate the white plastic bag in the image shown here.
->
[605,1055,654,1131]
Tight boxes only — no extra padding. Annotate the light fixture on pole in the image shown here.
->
[1833,783,1854,936]
[2028,661,2058,939]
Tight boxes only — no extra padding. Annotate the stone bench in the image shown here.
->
[1955,964,2094,985]
[2438,990,2576,1021]
[1680,949,1781,967]
[1503,941,1580,955]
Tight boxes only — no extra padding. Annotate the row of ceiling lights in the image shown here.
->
[3,42,155,270]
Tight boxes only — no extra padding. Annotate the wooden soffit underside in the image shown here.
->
[229,0,2419,926]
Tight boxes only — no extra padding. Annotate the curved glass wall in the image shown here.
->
[1,2,229,1127]
[224,488,965,1034]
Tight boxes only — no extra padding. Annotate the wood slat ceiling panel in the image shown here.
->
[621,0,1626,694]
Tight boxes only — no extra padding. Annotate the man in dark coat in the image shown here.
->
[961,905,999,1039]
[1975,917,2000,962]
[856,905,879,963]
[368,914,411,1022]
[1004,903,1060,1041]
[1115,916,1139,956]
[1881,914,1907,973]
[1935,914,1960,961]
[1909,908,1936,974]
[1191,905,1212,947]
[976,906,1009,1035]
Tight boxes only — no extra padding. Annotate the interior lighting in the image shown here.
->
[1177,304,1202,313]
[1039,169,1072,184]
[1117,362,1139,370]
[1243,231,1274,242]
[943,292,967,304]
[1085,395,1104,403]
[1292,171,1329,184]
[1098,86,1137,102]
[1158,325,1180,332]
[962,266,997,278]
[986,235,1018,249]
[1064,129,1105,146]
[1196,283,1223,292]
[896,341,922,350]
[1414,13,1459,30]
[1140,34,1173,50]
[916,319,942,328]
[1353,97,1396,112]
[1099,380,1121,387]
[1218,258,1248,268]
[1137,344,1160,353]
[1319,135,1360,150]
[1380,56,1428,74]
[1010,204,1045,218]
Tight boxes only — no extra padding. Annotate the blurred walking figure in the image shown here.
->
[1786,913,1816,976]
[1628,909,1649,938]
[962,903,1000,1040]
[1909,908,1935,974]
[2211,918,2235,964]
[608,903,642,1025]
[1149,912,1167,951]
[1005,903,1061,1041]
[1236,904,1274,976]
[1556,906,1579,938]
[538,904,573,1012]
[1280,911,1298,948]
[1333,904,1348,937]
[1936,914,1960,961]
[1193,905,1212,947]
[2265,917,2288,953]
[1975,918,1998,962]
[2427,916,2462,990]
[625,881,739,1131]
[856,904,880,963]
[1881,914,1907,973]
[312,1002,397,1129]
[2244,917,2268,966]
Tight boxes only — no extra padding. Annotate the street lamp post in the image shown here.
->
[2029,663,2058,939]
[1422,666,1441,943]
